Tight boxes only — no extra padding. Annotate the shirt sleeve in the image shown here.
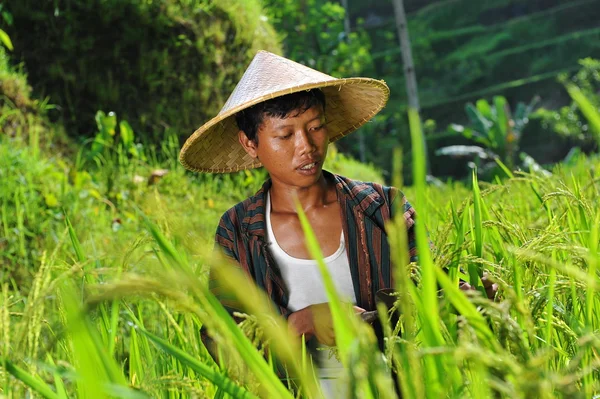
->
[200,211,246,360]
[389,187,419,263]
[211,210,246,317]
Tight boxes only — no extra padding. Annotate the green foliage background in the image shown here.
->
[3,0,600,181]
[344,0,600,178]
[1,1,600,397]
[2,0,280,141]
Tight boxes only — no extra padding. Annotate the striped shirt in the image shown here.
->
[211,171,417,318]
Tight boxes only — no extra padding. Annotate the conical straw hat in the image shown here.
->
[180,50,390,173]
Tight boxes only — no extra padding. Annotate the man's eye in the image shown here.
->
[278,134,292,140]
[310,125,324,131]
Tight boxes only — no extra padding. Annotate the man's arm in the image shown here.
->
[201,212,247,360]
[388,186,419,264]
[287,303,366,346]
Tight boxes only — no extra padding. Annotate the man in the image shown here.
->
[180,50,418,395]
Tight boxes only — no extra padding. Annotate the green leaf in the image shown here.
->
[138,327,259,399]
[64,214,85,263]
[44,193,59,208]
[434,268,497,348]
[119,120,135,149]
[494,157,514,178]
[95,110,117,138]
[0,29,13,51]
[294,199,358,361]
[408,107,450,395]
[567,84,600,146]
[475,99,493,121]
[493,96,509,140]
[448,123,467,134]
[470,171,485,294]
[60,282,134,398]
[1,358,59,399]
[142,218,297,398]
[128,327,144,387]
[465,103,490,142]
[46,355,69,399]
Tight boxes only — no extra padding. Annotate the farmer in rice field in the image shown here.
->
[179,50,494,396]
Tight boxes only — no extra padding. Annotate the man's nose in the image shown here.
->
[296,130,316,154]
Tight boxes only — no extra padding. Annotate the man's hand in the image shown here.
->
[481,273,498,300]
[458,272,498,300]
[287,303,365,346]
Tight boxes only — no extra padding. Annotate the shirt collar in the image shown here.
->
[242,170,384,237]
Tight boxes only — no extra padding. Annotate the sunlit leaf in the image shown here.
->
[0,29,13,50]
[119,120,135,149]
[138,327,259,399]
[1,358,59,399]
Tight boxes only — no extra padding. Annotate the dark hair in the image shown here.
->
[235,89,326,143]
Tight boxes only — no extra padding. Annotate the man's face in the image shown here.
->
[239,105,329,189]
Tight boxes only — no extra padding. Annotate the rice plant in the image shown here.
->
[2,101,600,397]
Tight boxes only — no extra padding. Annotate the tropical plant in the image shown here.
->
[435,95,542,177]
[535,58,600,147]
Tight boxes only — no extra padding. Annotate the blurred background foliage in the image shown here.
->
[342,0,600,180]
[1,0,600,182]
[2,0,280,143]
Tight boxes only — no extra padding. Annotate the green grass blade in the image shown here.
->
[129,326,144,387]
[494,157,514,178]
[585,215,599,327]
[210,256,320,399]
[138,327,259,399]
[46,354,68,399]
[408,108,449,396]
[142,219,297,399]
[544,260,556,352]
[1,358,59,399]
[387,219,425,399]
[64,214,85,263]
[61,281,131,398]
[434,268,497,347]
[295,199,387,398]
[0,29,14,51]
[294,199,357,360]
[470,171,484,293]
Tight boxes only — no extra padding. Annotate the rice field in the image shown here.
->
[1,109,600,398]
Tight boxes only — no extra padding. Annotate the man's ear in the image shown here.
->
[238,130,258,159]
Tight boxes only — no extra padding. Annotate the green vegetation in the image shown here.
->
[535,58,600,146]
[1,0,280,142]
[435,95,540,178]
[2,58,600,397]
[341,0,600,177]
[1,0,600,397]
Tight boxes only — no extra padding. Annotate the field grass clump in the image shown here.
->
[2,118,600,397]
[1,76,600,397]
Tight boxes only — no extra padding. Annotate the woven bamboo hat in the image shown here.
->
[180,50,390,173]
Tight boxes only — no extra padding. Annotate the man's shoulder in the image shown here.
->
[332,173,402,205]
[217,185,267,234]
[218,197,253,226]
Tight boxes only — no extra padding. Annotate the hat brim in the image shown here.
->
[179,78,389,173]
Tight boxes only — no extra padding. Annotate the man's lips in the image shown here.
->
[297,160,320,170]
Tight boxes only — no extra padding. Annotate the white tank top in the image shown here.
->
[265,191,355,397]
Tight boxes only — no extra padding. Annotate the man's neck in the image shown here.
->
[269,174,334,213]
